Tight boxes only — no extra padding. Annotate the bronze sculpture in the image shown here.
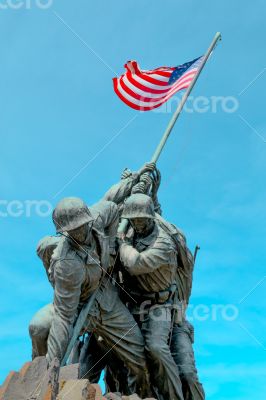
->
[28,164,204,400]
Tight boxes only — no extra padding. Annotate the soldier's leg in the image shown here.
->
[82,336,129,394]
[78,334,107,383]
[94,338,129,394]
[171,320,205,400]
[141,304,184,400]
[90,299,151,398]
[29,303,54,359]
[104,359,129,394]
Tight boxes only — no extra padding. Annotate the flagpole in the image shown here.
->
[151,31,221,163]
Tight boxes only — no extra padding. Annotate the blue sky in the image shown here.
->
[0,1,265,398]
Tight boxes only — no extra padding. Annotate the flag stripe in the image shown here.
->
[151,71,173,78]
[126,73,172,91]
[122,76,169,97]
[134,73,169,86]
[125,73,171,94]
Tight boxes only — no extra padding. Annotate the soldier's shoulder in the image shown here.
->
[51,236,76,263]
[90,200,117,227]
[155,214,187,242]
[155,223,176,246]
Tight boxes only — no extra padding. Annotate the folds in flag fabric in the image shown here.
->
[113,56,203,111]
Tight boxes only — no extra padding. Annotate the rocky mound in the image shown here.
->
[0,357,155,400]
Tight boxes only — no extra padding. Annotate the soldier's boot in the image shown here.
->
[171,322,205,400]
[181,375,205,400]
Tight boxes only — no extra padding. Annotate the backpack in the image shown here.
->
[155,214,194,305]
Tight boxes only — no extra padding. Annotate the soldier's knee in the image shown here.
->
[178,361,199,384]
[29,321,49,340]
[181,371,198,384]
[145,339,166,361]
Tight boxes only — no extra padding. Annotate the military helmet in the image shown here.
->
[52,197,93,234]
[122,193,155,219]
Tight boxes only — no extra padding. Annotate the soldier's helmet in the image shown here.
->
[37,235,61,267]
[52,197,94,234]
[122,193,155,219]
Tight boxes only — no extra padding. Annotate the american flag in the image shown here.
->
[113,56,204,111]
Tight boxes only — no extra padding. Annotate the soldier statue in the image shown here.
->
[119,193,184,400]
